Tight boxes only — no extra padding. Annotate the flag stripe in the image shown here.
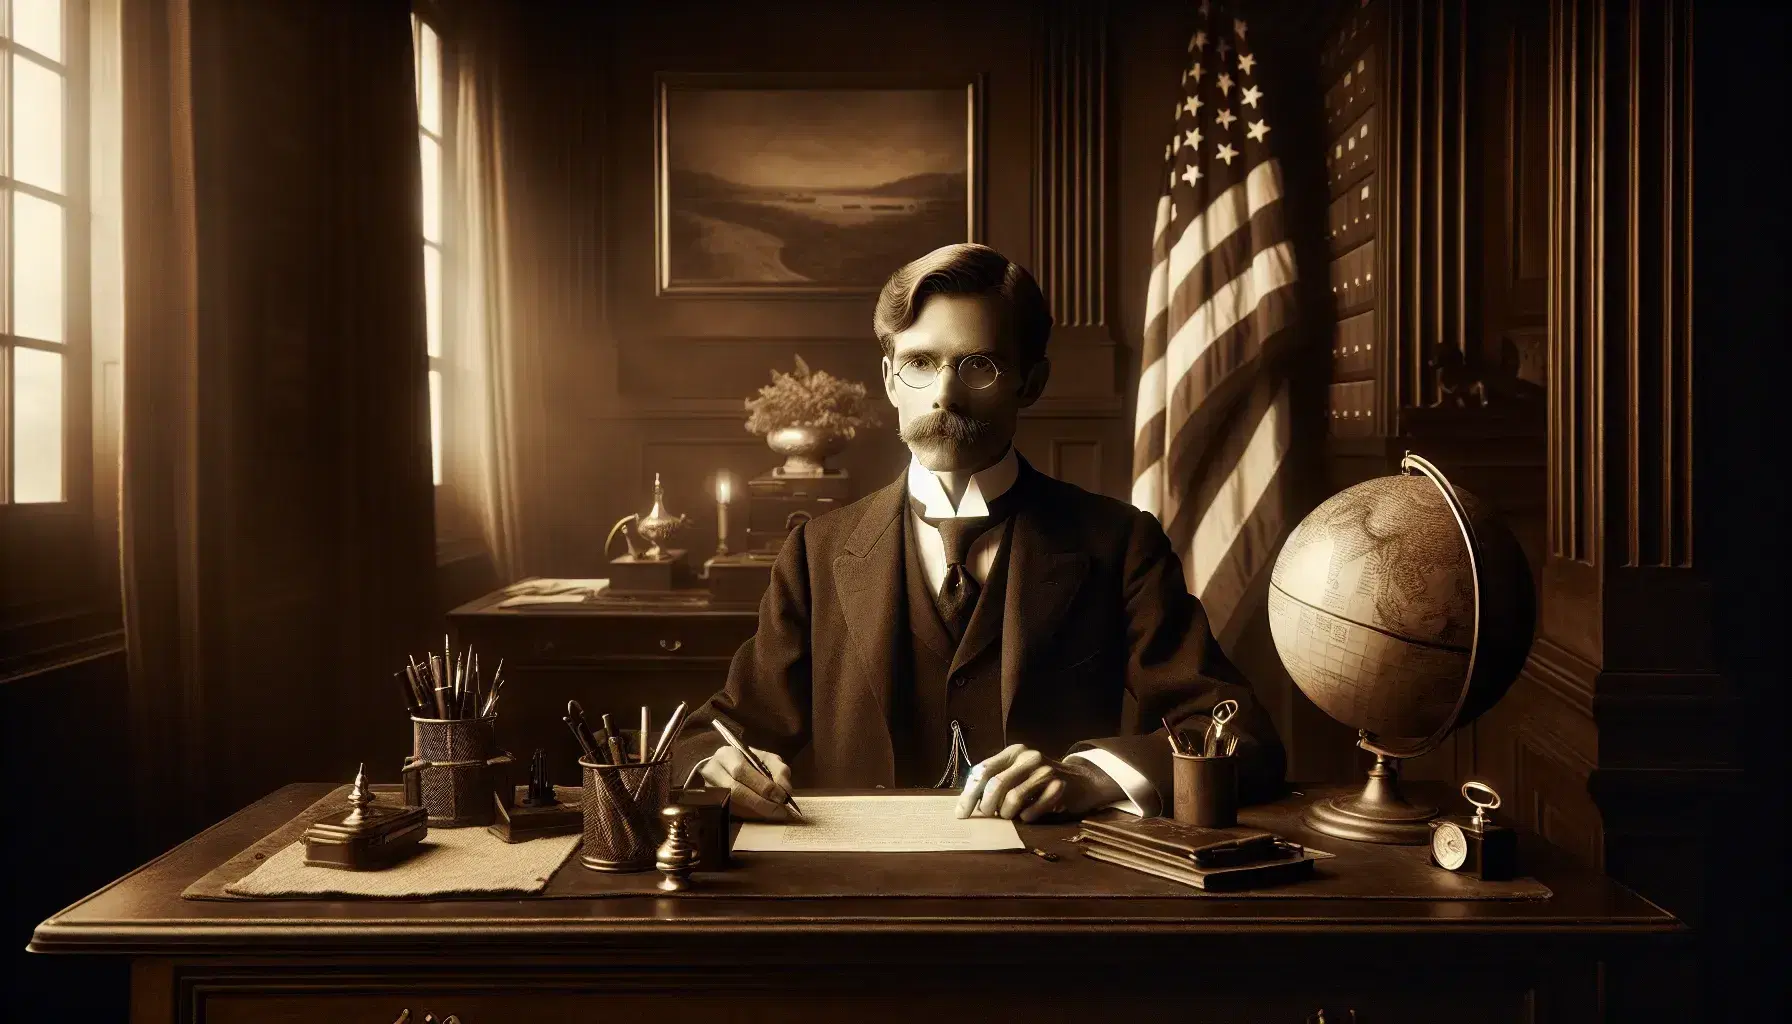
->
[1125,279,1297,487]
[1133,240,1296,462]
[1146,199,1289,352]
[1144,161,1286,343]
[1183,381,1290,600]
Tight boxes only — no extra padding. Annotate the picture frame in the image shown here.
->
[654,72,984,296]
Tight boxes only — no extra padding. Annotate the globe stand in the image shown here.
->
[1303,741,1437,845]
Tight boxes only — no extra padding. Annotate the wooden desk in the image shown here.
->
[33,784,1681,1023]
[448,585,757,782]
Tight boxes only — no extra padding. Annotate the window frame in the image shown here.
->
[1,0,92,513]
[411,1,477,566]
[0,0,120,680]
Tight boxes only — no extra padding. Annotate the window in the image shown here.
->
[3,0,83,506]
[412,11,445,487]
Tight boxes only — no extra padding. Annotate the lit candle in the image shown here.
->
[715,472,732,556]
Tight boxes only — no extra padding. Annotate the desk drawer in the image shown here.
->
[196,984,1536,1024]
[459,614,756,664]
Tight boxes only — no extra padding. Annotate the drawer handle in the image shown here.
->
[659,638,683,652]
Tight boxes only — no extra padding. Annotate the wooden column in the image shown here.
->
[1475,0,1739,998]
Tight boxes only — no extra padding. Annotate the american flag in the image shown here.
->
[1131,0,1302,643]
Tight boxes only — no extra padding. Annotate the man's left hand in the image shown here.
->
[954,744,1126,822]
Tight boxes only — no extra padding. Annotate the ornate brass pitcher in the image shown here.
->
[605,473,688,561]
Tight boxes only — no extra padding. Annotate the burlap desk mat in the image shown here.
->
[185,785,1551,902]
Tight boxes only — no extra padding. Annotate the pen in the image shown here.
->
[564,701,600,762]
[710,719,805,819]
[640,706,651,762]
[601,714,627,765]
[649,701,690,763]
[480,659,506,717]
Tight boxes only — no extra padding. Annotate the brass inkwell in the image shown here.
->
[605,473,693,592]
[302,764,428,870]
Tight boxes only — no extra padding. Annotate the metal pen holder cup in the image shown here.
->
[404,715,512,828]
[579,757,674,872]
[1172,752,1239,828]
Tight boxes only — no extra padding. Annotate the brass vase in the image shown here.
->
[766,425,848,476]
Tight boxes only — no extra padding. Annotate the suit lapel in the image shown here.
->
[1000,462,1090,726]
[832,472,908,723]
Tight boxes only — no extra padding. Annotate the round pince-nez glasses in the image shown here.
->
[893,353,1005,390]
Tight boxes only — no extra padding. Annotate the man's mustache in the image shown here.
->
[901,410,994,446]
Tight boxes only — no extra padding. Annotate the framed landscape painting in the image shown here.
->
[655,73,983,295]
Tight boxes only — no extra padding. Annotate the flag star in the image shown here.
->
[1181,164,1204,187]
[1234,17,1249,40]
[1217,72,1234,95]
[1165,141,1174,161]
[1218,39,1232,57]
[1170,167,1178,189]
[1198,0,1211,14]
[1189,29,1208,51]
[1215,108,1237,129]
[1183,96,1202,118]
[1190,63,1205,82]
[1184,128,1204,150]
[1215,142,1239,165]
[1247,119,1271,142]
[1242,84,1263,108]
[1238,53,1257,74]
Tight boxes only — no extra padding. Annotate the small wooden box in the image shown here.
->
[704,553,776,607]
[302,802,428,870]
[745,471,852,553]
[608,552,694,593]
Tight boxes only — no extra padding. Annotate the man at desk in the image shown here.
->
[677,243,1285,822]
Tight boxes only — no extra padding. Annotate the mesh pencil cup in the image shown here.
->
[403,715,511,828]
[579,756,673,872]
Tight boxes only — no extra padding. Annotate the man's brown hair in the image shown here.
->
[872,243,1054,367]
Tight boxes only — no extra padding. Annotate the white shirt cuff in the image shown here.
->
[1065,748,1163,818]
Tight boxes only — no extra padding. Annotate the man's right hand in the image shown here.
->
[697,744,796,821]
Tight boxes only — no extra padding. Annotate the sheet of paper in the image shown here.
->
[732,794,1025,852]
[497,578,610,606]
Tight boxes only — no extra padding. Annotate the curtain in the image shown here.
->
[114,0,436,839]
[442,3,542,585]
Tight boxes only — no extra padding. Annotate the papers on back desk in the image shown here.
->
[732,794,1025,853]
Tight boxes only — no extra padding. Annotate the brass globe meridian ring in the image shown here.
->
[1352,452,1487,762]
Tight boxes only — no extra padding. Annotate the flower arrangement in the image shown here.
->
[743,355,883,439]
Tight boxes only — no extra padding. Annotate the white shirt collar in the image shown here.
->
[906,445,1020,518]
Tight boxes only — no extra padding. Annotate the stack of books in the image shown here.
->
[1075,817,1324,891]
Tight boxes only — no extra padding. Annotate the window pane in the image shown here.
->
[417,21,441,135]
[13,192,64,342]
[12,55,65,193]
[420,134,441,243]
[13,0,63,62]
[424,243,442,358]
[428,368,443,486]
[13,346,65,502]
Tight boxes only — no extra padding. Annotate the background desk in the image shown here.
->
[448,585,756,782]
[34,784,1682,1023]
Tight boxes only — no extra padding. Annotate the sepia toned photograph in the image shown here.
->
[656,76,979,293]
[7,1,1781,1021]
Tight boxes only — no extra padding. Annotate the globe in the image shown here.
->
[1267,454,1535,843]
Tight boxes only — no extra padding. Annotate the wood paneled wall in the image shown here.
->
[487,0,1134,586]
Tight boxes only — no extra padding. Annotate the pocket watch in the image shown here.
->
[1429,780,1517,881]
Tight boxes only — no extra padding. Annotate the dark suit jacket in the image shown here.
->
[674,456,1287,808]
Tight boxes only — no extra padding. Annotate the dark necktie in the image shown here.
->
[908,485,1020,641]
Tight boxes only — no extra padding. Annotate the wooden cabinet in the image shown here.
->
[448,586,757,786]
